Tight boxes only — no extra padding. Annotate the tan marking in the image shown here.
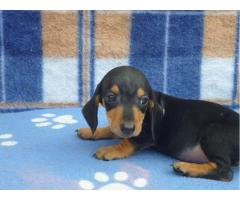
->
[137,88,145,97]
[95,95,100,105]
[149,100,154,109]
[132,106,145,136]
[77,126,117,140]
[95,139,135,160]
[95,12,130,58]
[110,84,120,94]
[107,106,123,135]
[203,14,237,57]
[42,11,78,57]
[173,162,217,177]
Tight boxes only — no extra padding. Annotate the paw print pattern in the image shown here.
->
[0,133,18,147]
[31,113,78,129]
[79,171,148,190]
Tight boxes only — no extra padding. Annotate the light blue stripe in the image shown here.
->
[232,11,239,106]
[163,11,170,93]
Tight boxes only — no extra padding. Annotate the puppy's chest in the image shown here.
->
[177,144,208,163]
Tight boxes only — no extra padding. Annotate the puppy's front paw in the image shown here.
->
[172,162,189,176]
[76,128,94,140]
[94,146,123,161]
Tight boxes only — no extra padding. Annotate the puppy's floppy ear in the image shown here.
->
[148,90,165,141]
[82,84,101,133]
[149,90,164,114]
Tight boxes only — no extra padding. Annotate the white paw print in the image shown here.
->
[0,133,18,147]
[79,171,148,190]
[31,113,78,129]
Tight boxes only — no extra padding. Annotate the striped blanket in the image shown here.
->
[0,11,239,112]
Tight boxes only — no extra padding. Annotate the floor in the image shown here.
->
[0,107,239,190]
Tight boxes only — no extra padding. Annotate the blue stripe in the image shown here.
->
[163,11,170,93]
[3,11,42,102]
[78,11,83,105]
[133,11,203,16]
[166,12,204,99]
[0,11,3,102]
[90,10,95,96]
[226,104,240,111]
[0,107,42,113]
[130,12,166,91]
[232,11,239,106]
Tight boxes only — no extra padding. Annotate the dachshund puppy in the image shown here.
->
[76,66,239,181]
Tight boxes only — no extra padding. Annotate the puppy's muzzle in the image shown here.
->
[120,122,135,137]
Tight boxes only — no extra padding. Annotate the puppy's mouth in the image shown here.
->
[118,133,136,138]
[110,127,139,138]
[119,132,135,138]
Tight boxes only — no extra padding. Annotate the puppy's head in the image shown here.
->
[82,66,161,138]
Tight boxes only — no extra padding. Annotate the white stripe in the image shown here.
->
[94,58,129,89]
[163,11,170,93]
[0,11,6,102]
[200,57,234,100]
[43,58,79,102]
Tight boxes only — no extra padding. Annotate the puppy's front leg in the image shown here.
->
[76,126,117,140]
[94,139,136,161]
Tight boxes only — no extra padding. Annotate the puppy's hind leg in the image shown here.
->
[173,123,235,181]
[76,126,117,140]
[172,161,233,181]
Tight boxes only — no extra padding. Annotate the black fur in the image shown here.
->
[82,84,101,133]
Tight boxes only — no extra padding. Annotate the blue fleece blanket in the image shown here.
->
[0,10,239,111]
[0,107,239,190]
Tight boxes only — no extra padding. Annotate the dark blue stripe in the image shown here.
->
[232,12,239,106]
[0,107,43,113]
[226,104,240,111]
[167,12,204,99]
[0,11,3,102]
[130,12,166,91]
[3,11,42,102]
[90,10,95,96]
[78,11,83,105]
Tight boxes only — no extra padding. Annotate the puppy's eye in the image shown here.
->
[106,93,117,103]
[139,96,149,106]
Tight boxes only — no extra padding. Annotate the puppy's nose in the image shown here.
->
[120,122,135,136]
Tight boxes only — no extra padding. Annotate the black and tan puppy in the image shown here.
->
[76,66,239,181]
